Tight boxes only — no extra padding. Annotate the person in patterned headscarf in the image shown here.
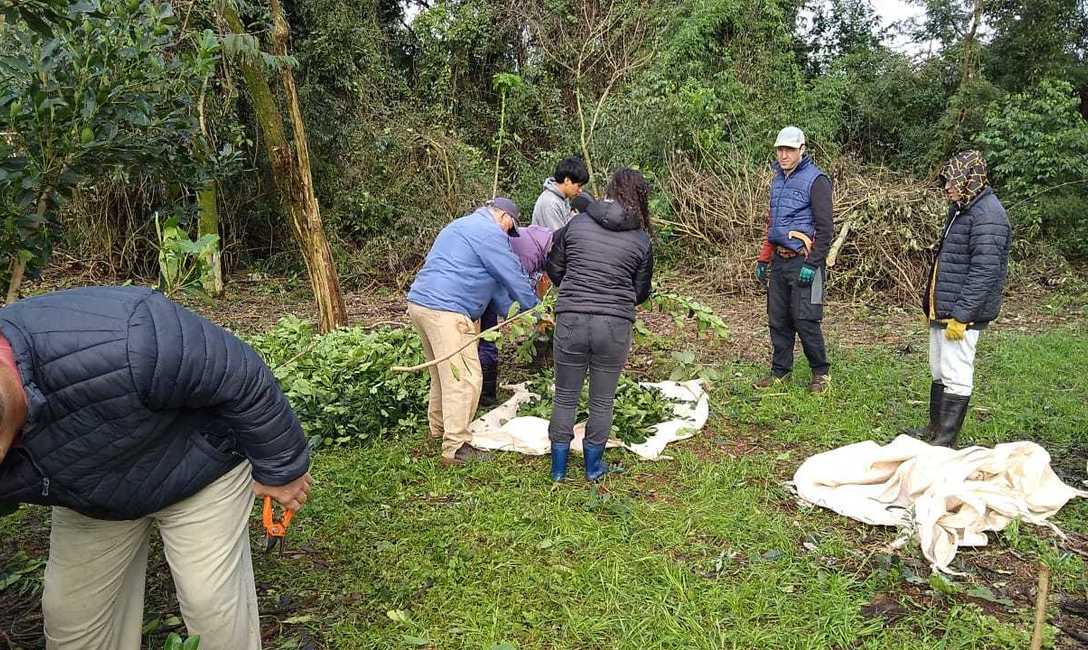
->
[904,151,1011,447]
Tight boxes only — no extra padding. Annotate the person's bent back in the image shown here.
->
[0,286,308,518]
[407,197,539,466]
[0,285,311,649]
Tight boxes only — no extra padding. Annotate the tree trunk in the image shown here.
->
[492,92,505,198]
[197,182,224,296]
[196,73,224,298]
[220,0,347,332]
[4,257,26,305]
[6,190,50,305]
[574,86,597,195]
[960,0,984,87]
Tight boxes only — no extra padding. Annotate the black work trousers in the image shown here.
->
[547,312,633,447]
[767,252,829,377]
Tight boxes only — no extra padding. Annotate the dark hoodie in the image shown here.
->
[546,198,653,322]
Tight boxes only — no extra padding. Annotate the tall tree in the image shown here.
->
[985,0,1088,92]
[521,0,656,192]
[219,0,347,332]
[798,0,885,76]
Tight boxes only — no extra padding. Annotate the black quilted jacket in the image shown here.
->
[546,199,654,322]
[0,286,309,520]
[923,188,1011,326]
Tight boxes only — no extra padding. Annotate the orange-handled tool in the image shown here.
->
[262,496,294,553]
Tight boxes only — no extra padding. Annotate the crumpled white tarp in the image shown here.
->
[468,379,709,460]
[792,434,1088,573]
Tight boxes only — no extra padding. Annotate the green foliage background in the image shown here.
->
[4,0,1088,289]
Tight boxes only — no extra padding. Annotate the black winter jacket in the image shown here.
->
[547,199,653,322]
[0,286,309,520]
[923,188,1011,326]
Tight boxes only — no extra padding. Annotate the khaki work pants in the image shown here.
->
[42,461,261,650]
[407,303,483,459]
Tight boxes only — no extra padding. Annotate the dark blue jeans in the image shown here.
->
[478,307,498,373]
[548,312,633,446]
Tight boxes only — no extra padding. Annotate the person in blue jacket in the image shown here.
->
[905,151,1010,447]
[407,197,539,465]
[0,286,311,649]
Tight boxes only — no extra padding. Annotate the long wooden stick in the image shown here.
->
[392,306,541,373]
[1031,561,1052,650]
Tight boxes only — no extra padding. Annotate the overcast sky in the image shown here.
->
[403,1,936,54]
[871,0,930,53]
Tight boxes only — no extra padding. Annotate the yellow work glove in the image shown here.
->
[944,319,967,341]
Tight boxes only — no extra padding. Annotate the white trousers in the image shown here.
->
[42,461,261,650]
[928,325,981,396]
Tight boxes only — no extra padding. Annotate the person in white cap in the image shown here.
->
[753,126,834,393]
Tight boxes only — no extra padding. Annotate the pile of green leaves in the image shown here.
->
[245,316,429,446]
[518,370,678,445]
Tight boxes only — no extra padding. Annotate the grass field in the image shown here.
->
[1,313,1086,649]
[246,323,1088,649]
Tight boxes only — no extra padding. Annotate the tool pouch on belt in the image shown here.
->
[794,267,824,321]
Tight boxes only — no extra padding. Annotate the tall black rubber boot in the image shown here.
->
[930,393,970,448]
[480,365,498,407]
[903,380,944,440]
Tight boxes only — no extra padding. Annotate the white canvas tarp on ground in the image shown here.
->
[469,379,709,460]
[792,434,1088,573]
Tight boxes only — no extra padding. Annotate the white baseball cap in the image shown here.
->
[774,126,806,149]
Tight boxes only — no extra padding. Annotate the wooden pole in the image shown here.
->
[1030,561,1052,650]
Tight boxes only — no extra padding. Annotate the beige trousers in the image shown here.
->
[42,461,261,650]
[407,303,483,458]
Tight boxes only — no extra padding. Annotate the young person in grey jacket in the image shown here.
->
[531,156,590,230]
[545,168,654,482]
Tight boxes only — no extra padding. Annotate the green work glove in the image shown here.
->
[755,262,768,284]
[944,319,967,341]
[798,264,817,287]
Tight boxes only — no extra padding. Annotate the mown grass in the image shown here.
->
[1,324,1085,649]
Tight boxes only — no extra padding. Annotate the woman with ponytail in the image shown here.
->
[544,168,654,482]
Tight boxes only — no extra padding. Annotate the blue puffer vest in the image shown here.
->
[769,156,825,252]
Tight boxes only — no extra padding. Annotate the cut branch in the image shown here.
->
[392,306,541,373]
[827,219,852,268]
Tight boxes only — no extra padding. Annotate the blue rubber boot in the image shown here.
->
[550,442,570,482]
[583,442,609,482]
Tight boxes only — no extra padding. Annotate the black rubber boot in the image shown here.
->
[903,381,943,439]
[531,335,552,370]
[480,365,498,407]
[930,393,970,448]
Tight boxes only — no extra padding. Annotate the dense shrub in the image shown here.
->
[977,79,1088,257]
[245,317,429,445]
